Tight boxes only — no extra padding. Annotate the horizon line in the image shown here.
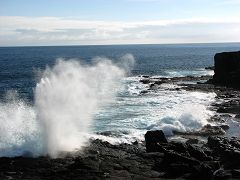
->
[1,41,240,48]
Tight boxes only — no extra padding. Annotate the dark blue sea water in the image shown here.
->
[0,43,239,101]
[0,43,240,156]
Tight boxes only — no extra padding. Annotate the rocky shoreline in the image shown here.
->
[1,51,240,179]
[0,131,240,179]
[1,75,239,180]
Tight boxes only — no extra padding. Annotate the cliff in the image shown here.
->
[213,51,240,88]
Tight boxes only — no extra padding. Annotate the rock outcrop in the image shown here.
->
[213,51,240,89]
[145,130,168,152]
[2,133,240,180]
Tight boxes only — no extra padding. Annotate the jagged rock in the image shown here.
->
[186,138,199,144]
[213,51,240,89]
[209,115,225,123]
[139,79,150,84]
[213,169,232,180]
[173,124,226,136]
[1,136,240,180]
[187,144,211,161]
[164,151,200,166]
[169,142,188,154]
[217,106,240,114]
[200,124,226,136]
[219,124,229,131]
[140,90,148,94]
[164,163,191,178]
[235,114,240,119]
[232,169,240,178]
[154,80,166,85]
[145,130,168,152]
[198,163,214,180]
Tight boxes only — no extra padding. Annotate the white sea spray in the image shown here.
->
[0,55,135,158]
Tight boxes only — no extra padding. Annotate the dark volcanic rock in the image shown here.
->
[187,144,210,161]
[186,138,199,144]
[145,130,168,152]
[1,134,240,180]
[139,79,150,84]
[213,51,240,89]
[173,124,226,136]
[236,114,240,119]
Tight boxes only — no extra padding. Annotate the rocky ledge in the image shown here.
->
[211,51,240,89]
[1,131,240,180]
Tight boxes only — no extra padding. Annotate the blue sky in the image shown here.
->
[0,0,240,46]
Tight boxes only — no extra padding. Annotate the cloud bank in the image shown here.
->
[0,16,240,46]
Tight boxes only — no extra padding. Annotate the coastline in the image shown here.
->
[1,75,240,179]
[1,51,240,179]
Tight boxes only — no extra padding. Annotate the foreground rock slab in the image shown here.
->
[1,132,240,180]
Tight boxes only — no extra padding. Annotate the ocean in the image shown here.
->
[0,43,240,157]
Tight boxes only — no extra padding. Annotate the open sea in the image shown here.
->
[0,43,240,157]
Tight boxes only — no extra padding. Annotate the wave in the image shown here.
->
[0,55,134,157]
[0,91,42,157]
[164,68,214,77]
[92,77,216,143]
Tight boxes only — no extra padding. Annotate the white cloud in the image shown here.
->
[222,0,240,5]
[0,16,240,46]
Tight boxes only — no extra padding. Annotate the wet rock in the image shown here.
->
[149,83,155,88]
[200,124,226,136]
[171,142,188,153]
[164,163,191,178]
[207,136,222,149]
[219,124,229,131]
[153,80,166,85]
[173,124,226,136]
[141,152,164,160]
[235,114,240,119]
[198,163,213,180]
[1,135,240,180]
[186,138,199,144]
[209,115,225,123]
[217,107,228,113]
[207,136,240,168]
[108,170,132,179]
[217,106,240,114]
[132,140,138,145]
[212,51,240,89]
[213,169,232,180]
[139,79,150,84]
[145,130,168,152]
[68,156,100,171]
[232,169,240,178]
[187,144,211,161]
[140,90,148,94]
[164,151,200,166]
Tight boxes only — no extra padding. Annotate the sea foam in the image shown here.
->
[0,55,134,157]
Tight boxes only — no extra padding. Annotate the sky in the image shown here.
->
[0,0,240,46]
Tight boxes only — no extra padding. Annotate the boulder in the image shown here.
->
[140,79,150,84]
[145,130,168,152]
[212,51,240,89]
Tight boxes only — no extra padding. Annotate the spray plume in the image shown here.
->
[0,54,135,158]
